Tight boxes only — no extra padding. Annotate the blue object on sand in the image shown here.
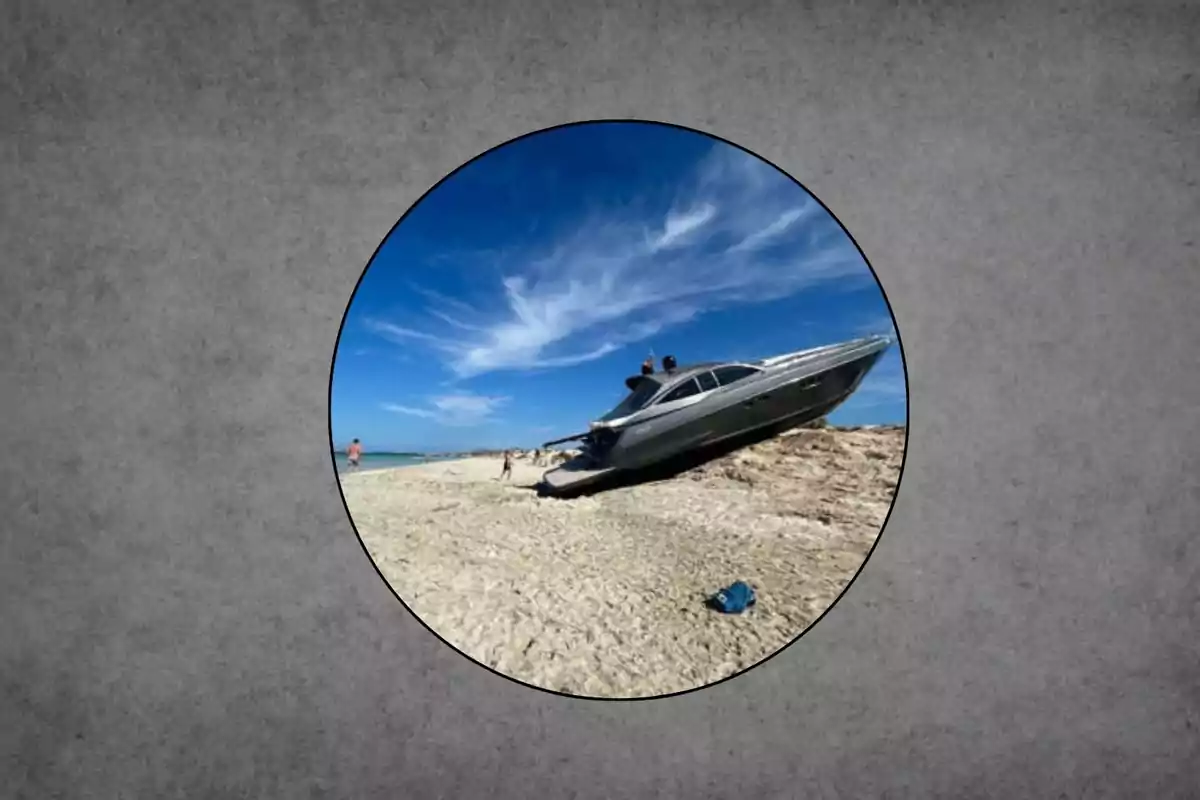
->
[708,581,756,614]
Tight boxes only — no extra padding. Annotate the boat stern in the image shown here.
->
[539,456,618,496]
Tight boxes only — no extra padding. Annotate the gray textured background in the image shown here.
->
[3,0,1198,796]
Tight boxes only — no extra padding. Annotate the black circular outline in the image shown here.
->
[327,118,912,703]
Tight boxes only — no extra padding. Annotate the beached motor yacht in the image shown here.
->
[539,334,895,496]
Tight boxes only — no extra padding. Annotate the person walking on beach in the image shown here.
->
[346,438,362,471]
[498,449,513,481]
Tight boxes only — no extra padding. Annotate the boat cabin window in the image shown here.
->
[712,365,760,387]
[598,379,662,421]
[696,371,719,392]
[658,377,701,404]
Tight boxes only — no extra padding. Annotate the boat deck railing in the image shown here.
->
[759,335,891,371]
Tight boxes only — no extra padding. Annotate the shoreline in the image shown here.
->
[338,423,906,469]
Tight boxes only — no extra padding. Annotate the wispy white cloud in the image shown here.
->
[367,320,448,346]
[381,403,436,419]
[382,392,509,427]
[727,206,815,253]
[367,143,875,379]
[650,203,717,251]
[346,346,409,362]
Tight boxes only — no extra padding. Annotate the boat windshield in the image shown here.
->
[597,379,662,422]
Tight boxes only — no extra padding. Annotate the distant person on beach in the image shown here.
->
[641,357,655,376]
[499,450,513,481]
[347,439,363,470]
[532,448,542,467]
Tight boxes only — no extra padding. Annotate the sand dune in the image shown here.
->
[340,425,905,698]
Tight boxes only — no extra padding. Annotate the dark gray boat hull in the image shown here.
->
[540,336,893,495]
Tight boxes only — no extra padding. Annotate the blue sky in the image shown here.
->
[331,122,906,453]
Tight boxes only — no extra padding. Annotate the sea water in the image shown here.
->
[332,453,450,474]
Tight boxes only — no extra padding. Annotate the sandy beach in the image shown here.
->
[341,425,905,698]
